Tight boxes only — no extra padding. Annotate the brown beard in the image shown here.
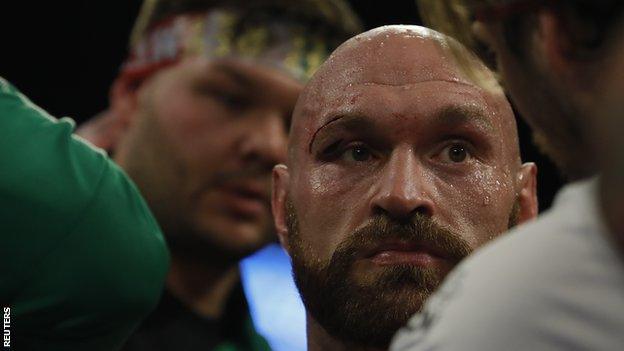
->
[286,202,474,349]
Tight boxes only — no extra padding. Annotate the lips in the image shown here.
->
[220,181,270,219]
[364,241,447,267]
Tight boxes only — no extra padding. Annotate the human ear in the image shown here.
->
[271,164,292,255]
[74,77,141,151]
[109,77,141,127]
[515,162,539,224]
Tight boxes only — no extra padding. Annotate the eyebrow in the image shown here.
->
[308,105,495,153]
[434,105,494,132]
[308,114,378,153]
[212,62,255,90]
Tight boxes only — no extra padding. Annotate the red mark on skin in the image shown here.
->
[308,115,347,153]
[350,94,359,105]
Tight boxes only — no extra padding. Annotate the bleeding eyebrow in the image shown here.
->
[308,115,377,153]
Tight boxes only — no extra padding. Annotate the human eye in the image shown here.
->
[192,80,251,111]
[436,141,474,164]
[341,144,374,162]
[320,140,376,164]
[211,90,251,111]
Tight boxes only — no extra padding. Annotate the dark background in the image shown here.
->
[0,0,564,209]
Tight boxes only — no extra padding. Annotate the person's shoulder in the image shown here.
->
[0,77,108,214]
[0,78,114,291]
[0,78,169,349]
[0,77,165,254]
[80,160,170,303]
[46,128,169,351]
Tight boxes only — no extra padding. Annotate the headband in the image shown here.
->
[120,9,333,83]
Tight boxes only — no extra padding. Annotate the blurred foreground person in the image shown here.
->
[77,0,361,350]
[596,21,624,250]
[0,77,168,350]
[271,25,538,351]
[392,1,624,350]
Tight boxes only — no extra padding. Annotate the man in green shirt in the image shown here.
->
[0,77,169,350]
[77,1,362,350]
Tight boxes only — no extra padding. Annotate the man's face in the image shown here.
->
[594,25,624,238]
[117,56,301,260]
[473,16,595,178]
[273,27,536,348]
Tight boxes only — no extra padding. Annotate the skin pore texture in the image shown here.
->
[272,25,538,351]
[111,55,301,318]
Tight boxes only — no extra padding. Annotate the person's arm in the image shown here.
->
[0,77,169,350]
[14,160,170,351]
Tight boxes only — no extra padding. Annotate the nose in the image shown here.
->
[371,146,435,220]
[239,108,288,169]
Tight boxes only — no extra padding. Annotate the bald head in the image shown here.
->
[290,25,518,169]
[308,25,495,92]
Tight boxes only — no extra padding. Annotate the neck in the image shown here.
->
[306,315,385,351]
[166,251,240,318]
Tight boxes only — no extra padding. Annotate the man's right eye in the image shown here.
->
[343,145,373,162]
[320,141,375,164]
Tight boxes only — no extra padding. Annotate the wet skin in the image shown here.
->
[272,26,538,350]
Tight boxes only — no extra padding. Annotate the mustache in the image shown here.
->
[333,214,472,265]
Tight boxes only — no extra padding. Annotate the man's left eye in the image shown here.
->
[440,144,471,163]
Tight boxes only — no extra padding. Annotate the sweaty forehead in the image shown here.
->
[315,27,470,93]
[288,26,517,167]
[292,27,498,137]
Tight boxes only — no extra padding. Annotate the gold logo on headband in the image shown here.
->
[285,34,307,77]
[235,27,269,58]
[214,12,237,57]
[123,9,333,83]
[304,37,329,79]
[184,16,207,58]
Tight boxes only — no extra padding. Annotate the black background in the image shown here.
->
[0,0,564,209]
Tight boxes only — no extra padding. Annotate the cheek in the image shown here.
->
[307,162,378,197]
[292,164,374,258]
[154,95,236,169]
[434,166,514,246]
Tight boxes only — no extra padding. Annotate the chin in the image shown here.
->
[204,223,272,254]
[182,210,271,253]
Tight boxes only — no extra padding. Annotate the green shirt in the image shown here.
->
[0,78,170,350]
